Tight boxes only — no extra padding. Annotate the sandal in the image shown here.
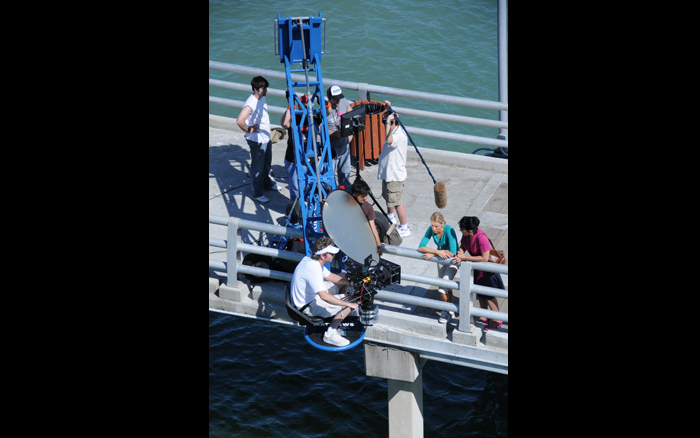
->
[476,317,489,324]
[485,320,502,331]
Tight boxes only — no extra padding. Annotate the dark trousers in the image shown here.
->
[247,139,274,197]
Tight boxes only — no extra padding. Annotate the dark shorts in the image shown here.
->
[474,270,505,301]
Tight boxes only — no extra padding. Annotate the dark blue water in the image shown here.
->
[209,310,507,437]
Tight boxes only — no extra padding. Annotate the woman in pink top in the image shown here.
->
[451,216,505,331]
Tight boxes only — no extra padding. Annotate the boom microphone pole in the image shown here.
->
[385,105,447,209]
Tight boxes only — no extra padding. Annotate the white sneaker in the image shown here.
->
[323,328,350,347]
[398,226,411,238]
[438,310,453,324]
[254,195,270,203]
[268,184,281,191]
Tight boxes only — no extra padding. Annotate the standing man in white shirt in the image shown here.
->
[235,76,280,203]
[377,101,410,237]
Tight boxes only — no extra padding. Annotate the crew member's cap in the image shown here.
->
[314,244,340,255]
[329,85,344,100]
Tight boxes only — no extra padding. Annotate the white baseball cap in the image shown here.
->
[314,244,340,255]
[328,85,344,100]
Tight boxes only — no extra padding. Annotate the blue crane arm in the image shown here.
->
[276,13,335,255]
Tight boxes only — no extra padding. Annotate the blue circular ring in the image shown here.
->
[303,325,366,352]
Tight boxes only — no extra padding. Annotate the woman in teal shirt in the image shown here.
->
[418,212,459,323]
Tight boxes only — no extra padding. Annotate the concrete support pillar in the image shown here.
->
[365,344,426,438]
[387,373,424,438]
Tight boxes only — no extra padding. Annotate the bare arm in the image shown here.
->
[418,246,453,260]
[452,247,465,264]
[452,248,488,263]
[471,250,490,263]
[385,113,395,145]
[384,100,395,144]
[325,271,348,286]
[317,290,358,311]
[281,107,291,129]
[236,106,258,134]
[368,220,384,256]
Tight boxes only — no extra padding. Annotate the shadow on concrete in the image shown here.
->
[209,141,290,245]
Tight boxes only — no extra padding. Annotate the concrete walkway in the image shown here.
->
[209,114,508,332]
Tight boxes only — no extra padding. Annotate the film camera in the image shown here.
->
[321,189,402,326]
[345,255,400,326]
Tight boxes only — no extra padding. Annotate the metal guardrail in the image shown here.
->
[209,214,508,334]
[209,61,508,150]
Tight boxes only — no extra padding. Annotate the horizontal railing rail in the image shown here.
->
[209,214,508,334]
[209,61,508,150]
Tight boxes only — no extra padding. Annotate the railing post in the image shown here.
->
[227,217,240,287]
[458,261,472,333]
[497,0,508,140]
[357,82,369,101]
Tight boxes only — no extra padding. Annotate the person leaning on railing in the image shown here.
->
[451,216,504,331]
[418,212,459,324]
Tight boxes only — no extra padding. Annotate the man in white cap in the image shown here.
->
[290,237,358,346]
[326,85,353,192]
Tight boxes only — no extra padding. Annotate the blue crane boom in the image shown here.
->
[275,12,335,256]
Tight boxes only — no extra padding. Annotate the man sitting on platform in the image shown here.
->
[290,237,359,347]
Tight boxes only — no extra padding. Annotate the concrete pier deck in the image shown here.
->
[209,114,508,342]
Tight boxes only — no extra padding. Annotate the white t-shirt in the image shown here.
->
[243,94,270,144]
[291,256,331,308]
[376,125,408,182]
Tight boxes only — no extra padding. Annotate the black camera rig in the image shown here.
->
[339,105,366,137]
[345,255,400,326]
